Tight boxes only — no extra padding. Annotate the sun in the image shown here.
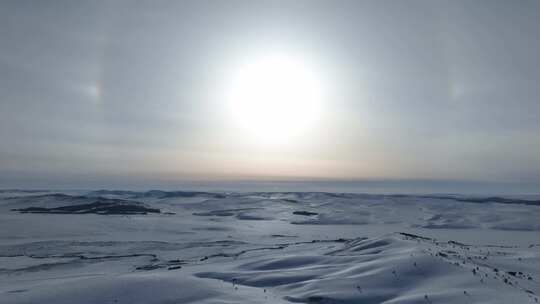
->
[224,53,325,143]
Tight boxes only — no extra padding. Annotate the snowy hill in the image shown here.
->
[1,190,539,303]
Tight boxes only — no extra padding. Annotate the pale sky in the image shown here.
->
[1,0,540,191]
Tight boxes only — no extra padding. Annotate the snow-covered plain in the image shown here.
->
[1,190,540,303]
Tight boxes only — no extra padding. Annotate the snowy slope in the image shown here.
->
[1,191,540,303]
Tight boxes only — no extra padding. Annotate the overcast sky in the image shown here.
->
[1,0,540,191]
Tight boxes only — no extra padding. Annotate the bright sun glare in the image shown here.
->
[225,53,325,143]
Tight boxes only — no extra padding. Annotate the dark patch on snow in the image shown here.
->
[399,232,433,241]
[293,211,319,216]
[12,200,160,215]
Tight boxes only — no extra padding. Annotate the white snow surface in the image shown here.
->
[1,190,540,303]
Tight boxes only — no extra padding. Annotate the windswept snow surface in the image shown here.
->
[1,190,540,303]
